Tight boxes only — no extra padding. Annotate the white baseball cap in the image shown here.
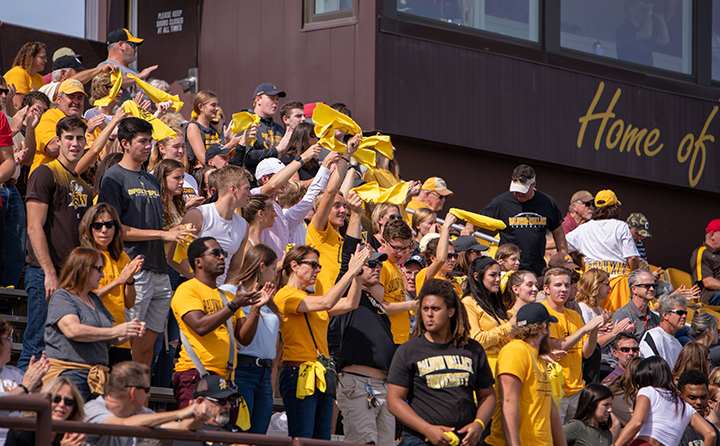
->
[255,157,285,180]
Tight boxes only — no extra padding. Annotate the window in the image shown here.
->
[397,0,540,43]
[713,0,720,81]
[561,0,693,75]
[304,0,355,26]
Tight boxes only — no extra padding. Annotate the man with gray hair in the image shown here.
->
[611,269,660,341]
[562,190,594,234]
[639,294,688,369]
[39,56,117,105]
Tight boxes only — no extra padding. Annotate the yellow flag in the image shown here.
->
[359,135,393,160]
[93,72,122,107]
[230,111,261,146]
[449,208,507,231]
[352,181,409,206]
[312,102,361,135]
[296,361,327,399]
[128,74,184,112]
[123,101,177,141]
[236,396,251,430]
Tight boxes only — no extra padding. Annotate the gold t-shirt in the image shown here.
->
[99,250,131,349]
[275,285,330,361]
[379,260,409,344]
[306,221,343,296]
[4,66,44,94]
[543,301,587,397]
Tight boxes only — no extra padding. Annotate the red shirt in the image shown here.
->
[0,113,12,147]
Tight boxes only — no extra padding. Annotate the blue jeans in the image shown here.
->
[59,369,99,402]
[234,361,274,434]
[399,435,433,446]
[19,266,48,371]
[279,366,334,439]
[709,290,720,306]
[1,185,26,288]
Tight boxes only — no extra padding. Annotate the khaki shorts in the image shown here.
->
[336,372,395,446]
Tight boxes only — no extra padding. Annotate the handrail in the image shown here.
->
[405,208,499,245]
[0,394,359,446]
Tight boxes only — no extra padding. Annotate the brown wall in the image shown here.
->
[394,135,716,271]
[193,0,376,128]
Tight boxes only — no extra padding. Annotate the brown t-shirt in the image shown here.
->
[691,242,720,304]
[26,159,93,272]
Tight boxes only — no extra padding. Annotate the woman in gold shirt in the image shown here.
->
[462,256,515,375]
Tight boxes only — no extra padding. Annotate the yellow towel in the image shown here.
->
[312,103,361,135]
[449,208,507,231]
[230,111,261,146]
[128,74,184,112]
[296,361,327,399]
[123,101,177,141]
[236,396,251,431]
[352,181,409,206]
[93,72,122,107]
[359,135,393,160]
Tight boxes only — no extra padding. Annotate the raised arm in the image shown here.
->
[259,143,321,196]
[76,107,127,174]
[166,209,204,278]
[425,212,457,280]
[284,152,340,231]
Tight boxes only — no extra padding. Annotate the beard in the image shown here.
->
[538,331,551,355]
[215,410,230,426]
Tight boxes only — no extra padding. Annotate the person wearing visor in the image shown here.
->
[480,164,567,277]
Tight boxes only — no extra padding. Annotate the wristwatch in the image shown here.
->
[294,155,306,166]
[126,279,135,286]
[227,301,238,313]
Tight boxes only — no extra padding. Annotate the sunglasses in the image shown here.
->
[634,283,657,289]
[297,260,322,270]
[582,200,594,207]
[446,253,459,260]
[204,249,228,258]
[52,395,76,406]
[90,221,117,230]
[91,265,104,273]
[667,309,688,317]
[205,395,237,407]
[124,41,138,49]
[0,88,9,95]
[618,347,640,353]
[386,214,400,221]
[125,385,151,393]
[367,260,383,269]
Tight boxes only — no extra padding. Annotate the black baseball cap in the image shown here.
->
[253,83,286,99]
[107,28,144,45]
[516,303,558,327]
[369,251,388,263]
[53,55,86,72]
[205,143,234,162]
[193,375,240,400]
[453,235,488,253]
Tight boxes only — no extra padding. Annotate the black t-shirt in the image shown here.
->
[97,164,167,274]
[480,190,562,276]
[279,154,320,181]
[388,335,494,439]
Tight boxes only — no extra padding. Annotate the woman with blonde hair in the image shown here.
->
[186,90,244,168]
[86,73,123,126]
[242,195,277,252]
[220,243,280,434]
[411,208,437,254]
[6,377,87,445]
[370,202,402,249]
[4,41,46,110]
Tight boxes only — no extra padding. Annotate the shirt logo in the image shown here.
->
[508,212,547,228]
[68,180,88,209]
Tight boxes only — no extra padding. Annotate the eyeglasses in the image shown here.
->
[367,260,383,269]
[0,88,9,95]
[667,309,688,317]
[429,191,446,200]
[90,221,117,230]
[91,265,104,273]
[204,249,228,258]
[124,41,138,49]
[1,336,11,345]
[634,283,657,289]
[618,347,640,353]
[52,395,76,406]
[297,260,322,270]
[446,253,459,260]
[205,395,237,407]
[125,385,151,393]
[388,242,413,253]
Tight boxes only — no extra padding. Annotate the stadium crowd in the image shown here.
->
[1,28,720,446]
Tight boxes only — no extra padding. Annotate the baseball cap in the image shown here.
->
[57,79,87,97]
[192,375,240,400]
[255,157,285,180]
[627,213,651,238]
[422,177,453,196]
[53,55,86,72]
[419,233,440,253]
[369,250,388,263]
[253,83,286,99]
[205,144,234,162]
[509,176,536,194]
[107,28,144,45]
[52,47,82,62]
[454,235,489,253]
[594,190,620,207]
[404,255,426,268]
[570,190,594,204]
[706,219,720,234]
[516,302,558,327]
[548,252,580,269]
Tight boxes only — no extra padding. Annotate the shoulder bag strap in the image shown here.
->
[304,313,320,354]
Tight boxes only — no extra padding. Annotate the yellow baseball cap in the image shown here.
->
[594,189,621,207]
[58,79,87,97]
[422,177,453,196]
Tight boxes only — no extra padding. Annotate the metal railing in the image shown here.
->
[0,394,362,446]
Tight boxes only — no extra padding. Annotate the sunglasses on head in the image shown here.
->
[52,395,76,406]
[90,221,117,230]
[618,346,640,353]
[297,260,322,270]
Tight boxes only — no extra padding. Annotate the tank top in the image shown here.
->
[198,203,248,286]
[185,121,223,162]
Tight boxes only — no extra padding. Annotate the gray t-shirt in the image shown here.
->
[85,396,155,446]
[97,60,140,104]
[45,289,114,366]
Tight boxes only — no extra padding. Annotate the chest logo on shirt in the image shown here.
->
[260,130,281,149]
[68,180,88,209]
[127,187,160,198]
[416,355,474,389]
[508,212,547,228]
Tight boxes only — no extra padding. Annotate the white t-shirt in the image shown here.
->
[637,386,695,446]
[566,219,639,265]
[640,326,683,370]
[0,365,25,446]
[197,203,247,286]
[181,172,199,203]
[220,283,280,360]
